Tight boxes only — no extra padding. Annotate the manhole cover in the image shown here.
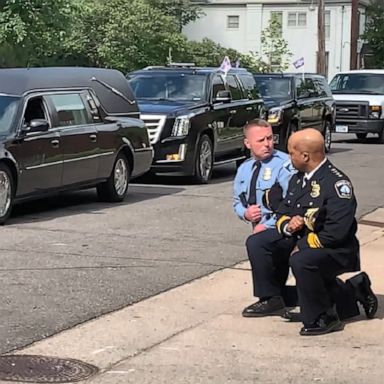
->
[0,355,99,383]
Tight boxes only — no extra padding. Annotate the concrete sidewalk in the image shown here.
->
[4,209,384,384]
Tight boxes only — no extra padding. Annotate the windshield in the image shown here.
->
[0,95,20,134]
[330,73,384,95]
[254,76,292,101]
[128,73,207,101]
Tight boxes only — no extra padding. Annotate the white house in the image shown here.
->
[184,0,370,79]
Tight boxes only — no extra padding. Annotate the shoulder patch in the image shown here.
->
[335,180,353,199]
[283,159,296,173]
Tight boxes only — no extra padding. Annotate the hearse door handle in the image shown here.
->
[229,109,237,115]
[246,106,253,111]
[89,134,97,142]
[51,139,59,148]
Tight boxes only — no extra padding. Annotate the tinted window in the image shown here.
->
[23,97,49,127]
[254,76,292,100]
[296,77,318,99]
[0,96,19,134]
[238,74,260,99]
[212,75,226,98]
[128,73,207,101]
[226,75,243,100]
[329,73,384,95]
[49,94,91,127]
[314,78,332,97]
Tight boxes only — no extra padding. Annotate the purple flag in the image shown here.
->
[293,57,304,69]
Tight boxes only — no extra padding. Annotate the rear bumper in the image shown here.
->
[334,119,384,134]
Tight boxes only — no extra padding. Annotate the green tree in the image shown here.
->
[0,0,76,67]
[259,15,292,72]
[362,0,384,68]
[146,0,203,32]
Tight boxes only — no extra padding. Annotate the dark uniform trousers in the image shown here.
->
[246,229,360,324]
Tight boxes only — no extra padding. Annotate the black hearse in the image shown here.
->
[254,73,335,152]
[127,65,264,183]
[0,67,153,224]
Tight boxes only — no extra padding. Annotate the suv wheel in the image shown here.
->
[0,163,14,225]
[323,120,332,153]
[97,152,130,202]
[376,129,384,144]
[356,133,367,140]
[193,134,213,184]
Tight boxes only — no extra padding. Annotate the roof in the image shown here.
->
[254,72,324,78]
[128,66,250,76]
[0,67,138,115]
[334,70,384,75]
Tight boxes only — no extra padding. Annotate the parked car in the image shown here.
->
[329,70,384,143]
[127,65,264,183]
[254,73,335,152]
[0,67,153,224]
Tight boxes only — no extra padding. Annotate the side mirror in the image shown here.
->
[214,90,232,103]
[23,119,50,133]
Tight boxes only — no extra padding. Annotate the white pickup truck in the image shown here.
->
[329,70,384,143]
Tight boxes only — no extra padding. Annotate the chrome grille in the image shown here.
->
[335,102,369,119]
[140,114,166,144]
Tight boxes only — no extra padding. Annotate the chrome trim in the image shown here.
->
[140,114,166,144]
[25,151,114,170]
[214,156,245,165]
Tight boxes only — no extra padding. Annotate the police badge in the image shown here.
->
[310,181,320,198]
[263,168,272,181]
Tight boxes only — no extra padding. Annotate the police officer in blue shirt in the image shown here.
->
[233,119,295,233]
[233,118,297,309]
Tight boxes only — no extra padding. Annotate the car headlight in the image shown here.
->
[267,108,283,124]
[369,105,382,119]
[172,116,190,136]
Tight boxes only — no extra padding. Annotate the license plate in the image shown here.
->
[336,125,348,133]
[273,134,279,144]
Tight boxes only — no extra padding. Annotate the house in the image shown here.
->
[184,0,370,79]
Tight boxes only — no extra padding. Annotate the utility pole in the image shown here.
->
[350,0,359,69]
[317,0,326,76]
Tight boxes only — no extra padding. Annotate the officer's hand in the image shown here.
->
[286,216,305,233]
[245,205,262,223]
[253,223,267,234]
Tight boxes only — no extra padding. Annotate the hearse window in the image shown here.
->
[226,75,243,100]
[23,97,49,127]
[49,94,92,127]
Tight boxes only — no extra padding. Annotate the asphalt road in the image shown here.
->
[0,133,383,354]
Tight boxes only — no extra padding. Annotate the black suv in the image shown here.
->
[127,65,264,183]
[254,73,335,152]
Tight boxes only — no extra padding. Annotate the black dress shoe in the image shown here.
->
[300,312,344,336]
[281,309,302,322]
[242,296,285,317]
[355,272,378,319]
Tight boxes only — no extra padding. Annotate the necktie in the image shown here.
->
[248,160,261,206]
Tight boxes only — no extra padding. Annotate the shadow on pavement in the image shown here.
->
[9,184,185,225]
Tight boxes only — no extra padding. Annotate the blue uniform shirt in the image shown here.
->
[233,150,295,228]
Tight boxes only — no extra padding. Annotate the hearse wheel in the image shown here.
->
[0,163,14,225]
[97,152,130,202]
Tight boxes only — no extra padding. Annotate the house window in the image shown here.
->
[270,11,283,36]
[227,15,239,29]
[288,12,307,27]
[325,11,330,39]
